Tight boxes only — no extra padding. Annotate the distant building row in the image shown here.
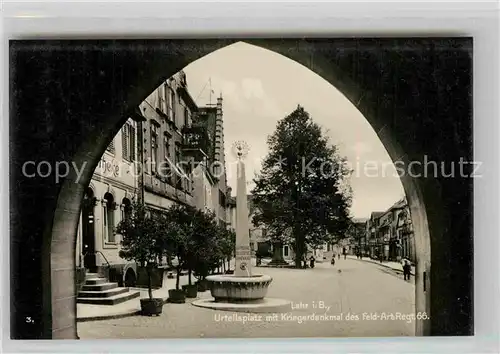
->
[342,197,415,262]
[226,191,415,265]
[226,194,328,264]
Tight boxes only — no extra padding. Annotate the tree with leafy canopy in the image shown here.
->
[160,204,192,290]
[186,207,220,282]
[117,200,162,300]
[251,105,352,268]
[217,226,236,272]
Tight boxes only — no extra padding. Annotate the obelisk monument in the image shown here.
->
[193,140,291,312]
[233,141,252,277]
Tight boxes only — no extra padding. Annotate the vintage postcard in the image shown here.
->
[9,38,473,339]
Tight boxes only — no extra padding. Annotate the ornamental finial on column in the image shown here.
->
[232,140,250,160]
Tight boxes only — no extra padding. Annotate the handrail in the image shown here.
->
[82,250,111,268]
[95,251,111,268]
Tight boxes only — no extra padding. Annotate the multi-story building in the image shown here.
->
[365,197,415,262]
[377,209,393,260]
[139,71,229,222]
[348,218,368,256]
[366,211,384,258]
[189,99,229,217]
[393,198,415,261]
[139,71,197,213]
[76,70,230,293]
[386,198,406,261]
[76,116,141,285]
[194,98,228,226]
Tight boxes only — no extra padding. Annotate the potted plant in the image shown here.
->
[162,205,188,304]
[193,263,210,292]
[183,207,220,298]
[117,200,163,316]
[181,211,199,299]
[181,208,221,293]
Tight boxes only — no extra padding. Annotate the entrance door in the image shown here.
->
[82,188,96,272]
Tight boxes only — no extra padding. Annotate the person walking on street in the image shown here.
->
[402,258,411,281]
[309,255,315,268]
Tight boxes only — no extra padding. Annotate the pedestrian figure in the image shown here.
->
[343,248,346,260]
[338,253,340,260]
[403,259,411,281]
[309,256,315,268]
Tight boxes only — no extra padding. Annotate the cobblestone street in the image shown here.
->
[78,258,416,339]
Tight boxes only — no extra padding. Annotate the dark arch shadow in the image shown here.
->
[9,38,472,339]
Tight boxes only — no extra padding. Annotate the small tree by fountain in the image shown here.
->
[193,141,291,312]
[159,205,189,304]
[184,207,220,297]
[117,200,164,316]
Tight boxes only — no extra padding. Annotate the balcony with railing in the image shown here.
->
[181,125,212,162]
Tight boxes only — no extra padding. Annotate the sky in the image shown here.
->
[183,42,404,219]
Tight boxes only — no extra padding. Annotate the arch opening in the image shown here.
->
[74,41,426,337]
[9,38,472,339]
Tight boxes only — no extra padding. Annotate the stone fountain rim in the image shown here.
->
[205,274,272,282]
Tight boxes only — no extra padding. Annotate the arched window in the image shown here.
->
[103,193,116,243]
[122,198,132,221]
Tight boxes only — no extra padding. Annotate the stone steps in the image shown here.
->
[77,291,141,305]
[85,278,107,285]
[77,273,140,306]
[78,287,130,298]
[81,282,119,292]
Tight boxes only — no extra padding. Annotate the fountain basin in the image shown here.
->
[206,274,272,302]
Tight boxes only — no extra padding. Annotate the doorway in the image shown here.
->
[82,187,96,272]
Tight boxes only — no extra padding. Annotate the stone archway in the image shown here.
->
[10,38,472,339]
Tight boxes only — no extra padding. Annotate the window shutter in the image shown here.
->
[122,124,129,161]
[130,125,136,161]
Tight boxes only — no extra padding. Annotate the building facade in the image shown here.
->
[75,116,140,284]
[365,197,415,262]
[139,71,197,213]
[366,211,384,258]
[76,70,230,287]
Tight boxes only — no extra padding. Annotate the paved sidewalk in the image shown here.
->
[79,259,416,338]
[77,261,237,322]
[346,255,415,275]
[77,273,189,322]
